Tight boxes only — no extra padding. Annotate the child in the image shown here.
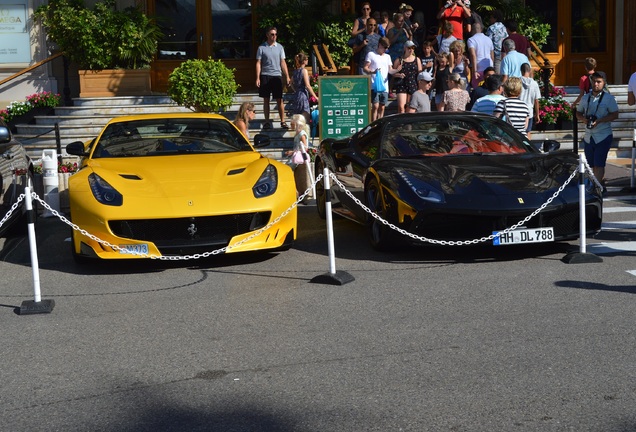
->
[288,114,311,203]
[573,57,596,106]
[420,40,436,76]
[433,52,451,110]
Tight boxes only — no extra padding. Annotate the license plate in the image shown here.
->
[493,227,554,245]
[118,243,149,255]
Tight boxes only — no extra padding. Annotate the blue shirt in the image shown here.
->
[500,50,529,78]
[576,90,619,142]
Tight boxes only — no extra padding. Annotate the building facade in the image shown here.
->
[0,0,634,106]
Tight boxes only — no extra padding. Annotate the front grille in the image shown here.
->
[109,212,271,254]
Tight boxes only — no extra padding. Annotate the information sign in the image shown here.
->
[318,76,370,142]
[0,0,31,63]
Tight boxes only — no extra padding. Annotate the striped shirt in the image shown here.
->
[494,98,530,135]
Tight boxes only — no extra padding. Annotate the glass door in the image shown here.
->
[532,0,614,85]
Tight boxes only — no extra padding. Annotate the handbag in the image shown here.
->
[501,100,513,125]
[373,68,387,92]
[291,150,305,165]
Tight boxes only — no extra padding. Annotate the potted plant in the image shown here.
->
[167,58,239,113]
[535,75,573,130]
[0,92,61,132]
[33,0,162,97]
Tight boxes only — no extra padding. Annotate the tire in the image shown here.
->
[366,177,399,251]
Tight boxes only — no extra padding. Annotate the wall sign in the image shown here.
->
[0,1,31,64]
[318,76,371,142]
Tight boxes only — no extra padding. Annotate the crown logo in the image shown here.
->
[334,80,355,93]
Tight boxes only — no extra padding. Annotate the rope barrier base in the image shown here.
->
[310,270,355,286]
[561,251,603,264]
[19,299,55,315]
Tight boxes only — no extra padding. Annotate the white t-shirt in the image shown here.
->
[365,51,393,91]
[467,33,494,72]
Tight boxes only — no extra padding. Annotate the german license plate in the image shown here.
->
[493,227,554,245]
[118,243,149,255]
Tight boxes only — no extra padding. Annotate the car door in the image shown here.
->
[0,136,29,221]
[332,123,384,222]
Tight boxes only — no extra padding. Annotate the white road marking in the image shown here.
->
[627,270,636,277]
[588,242,636,254]
[604,207,636,213]
[601,220,636,230]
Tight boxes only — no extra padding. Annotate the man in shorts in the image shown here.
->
[575,72,619,186]
[363,37,397,121]
[256,26,290,129]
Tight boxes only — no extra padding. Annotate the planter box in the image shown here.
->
[7,107,54,133]
[79,69,152,97]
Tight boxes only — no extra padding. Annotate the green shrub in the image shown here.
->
[33,0,162,70]
[167,58,239,113]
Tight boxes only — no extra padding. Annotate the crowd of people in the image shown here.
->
[248,4,626,192]
[344,0,550,131]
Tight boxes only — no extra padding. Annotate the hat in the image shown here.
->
[417,71,433,82]
[405,40,416,48]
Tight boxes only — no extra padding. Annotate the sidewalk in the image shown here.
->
[605,158,636,191]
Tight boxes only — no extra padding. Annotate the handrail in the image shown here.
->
[0,52,64,87]
[529,41,552,70]
[312,44,337,74]
[529,41,555,98]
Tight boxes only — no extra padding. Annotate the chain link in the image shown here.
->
[0,193,26,230]
[29,173,324,261]
[328,167,579,246]
[582,157,604,190]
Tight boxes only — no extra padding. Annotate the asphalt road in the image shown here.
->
[1,190,635,431]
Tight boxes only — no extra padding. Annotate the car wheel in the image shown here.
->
[366,178,398,251]
[315,160,327,219]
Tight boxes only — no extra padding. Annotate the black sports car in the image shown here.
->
[314,112,603,250]
[0,120,35,237]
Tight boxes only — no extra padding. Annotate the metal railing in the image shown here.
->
[0,52,72,106]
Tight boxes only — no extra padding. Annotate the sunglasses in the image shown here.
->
[363,7,370,10]
[269,33,277,36]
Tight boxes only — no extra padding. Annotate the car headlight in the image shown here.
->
[253,164,278,198]
[396,170,444,203]
[88,173,123,206]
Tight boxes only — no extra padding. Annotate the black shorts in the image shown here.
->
[259,75,283,100]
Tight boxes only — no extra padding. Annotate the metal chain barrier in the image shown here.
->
[582,157,605,190]
[29,174,324,261]
[328,168,579,246]
[0,193,26,230]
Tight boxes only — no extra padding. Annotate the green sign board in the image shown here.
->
[318,76,371,142]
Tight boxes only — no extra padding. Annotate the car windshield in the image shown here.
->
[382,116,533,158]
[92,118,252,158]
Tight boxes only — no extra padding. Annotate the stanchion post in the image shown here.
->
[19,187,55,315]
[310,168,355,285]
[562,154,603,264]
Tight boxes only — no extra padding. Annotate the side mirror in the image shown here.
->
[66,141,90,157]
[252,133,271,148]
[542,139,560,152]
[0,125,11,144]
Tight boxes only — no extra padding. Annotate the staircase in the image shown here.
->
[14,93,300,163]
[530,84,636,157]
[12,86,636,163]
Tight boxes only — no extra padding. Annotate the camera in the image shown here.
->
[586,115,597,129]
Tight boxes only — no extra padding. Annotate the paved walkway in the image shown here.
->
[605,158,636,191]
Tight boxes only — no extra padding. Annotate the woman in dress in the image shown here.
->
[387,13,411,63]
[233,102,255,139]
[449,39,470,89]
[352,2,372,37]
[433,52,452,110]
[437,72,470,111]
[392,40,422,113]
[291,52,319,123]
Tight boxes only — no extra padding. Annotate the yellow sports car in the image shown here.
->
[65,113,297,261]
